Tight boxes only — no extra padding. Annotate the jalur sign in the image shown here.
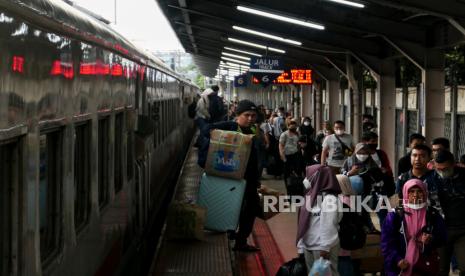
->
[249,57,283,86]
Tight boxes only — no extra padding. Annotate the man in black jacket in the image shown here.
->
[397,133,426,176]
[199,99,261,251]
[432,150,465,276]
[208,85,226,123]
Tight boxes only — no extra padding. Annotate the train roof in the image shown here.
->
[0,0,196,85]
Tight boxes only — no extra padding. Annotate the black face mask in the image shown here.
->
[368,144,378,151]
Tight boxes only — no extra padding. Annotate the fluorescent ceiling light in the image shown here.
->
[220,62,250,69]
[228,37,286,54]
[224,47,262,57]
[221,56,250,66]
[220,64,249,71]
[233,26,301,46]
[268,47,286,54]
[222,52,251,61]
[220,66,248,72]
[219,66,243,71]
[327,0,364,8]
[237,5,324,30]
[220,62,249,69]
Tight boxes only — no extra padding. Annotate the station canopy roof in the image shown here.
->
[156,0,465,78]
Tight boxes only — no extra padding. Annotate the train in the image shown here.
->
[0,0,199,275]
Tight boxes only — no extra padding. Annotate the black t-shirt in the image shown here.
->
[397,152,412,176]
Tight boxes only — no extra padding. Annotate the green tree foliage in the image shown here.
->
[195,74,205,89]
[395,58,421,87]
[445,45,465,86]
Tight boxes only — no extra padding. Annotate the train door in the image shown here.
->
[0,139,21,276]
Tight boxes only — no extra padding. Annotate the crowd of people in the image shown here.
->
[194,89,465,276]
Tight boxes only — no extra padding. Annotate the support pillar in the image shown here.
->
[315,83,323,132]
[346,55,362,141]
[378,59,397,173]
[301,85,312,118]
[422,49,445,143]
[327,70,340,124]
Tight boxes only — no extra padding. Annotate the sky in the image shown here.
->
[72,0,184,51]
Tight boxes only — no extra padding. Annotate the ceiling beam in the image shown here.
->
[364,0,465,21]
[167,4,383,56]
[193,0,426,44]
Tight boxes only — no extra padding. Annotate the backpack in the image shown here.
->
[208,95,224,122]
[338,203,366,250]
[188,98,197,118]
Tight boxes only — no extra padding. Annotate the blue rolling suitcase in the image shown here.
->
[197,173,246,232]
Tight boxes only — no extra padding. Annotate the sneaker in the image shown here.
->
[233,244,261,252]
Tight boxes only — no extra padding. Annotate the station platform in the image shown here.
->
[149,139,389,276]
[148,139,297,276]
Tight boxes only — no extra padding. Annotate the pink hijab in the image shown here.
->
[401,179,427,276]
[296,165,341,242]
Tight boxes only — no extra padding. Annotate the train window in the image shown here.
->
[39,131,63,265]
[98,118,110,208]
[0,140,20,275]
[159,101,164,143]
[165,100,169,136]
[168,100,172,132]
[74,122,91,233]
[114,113,123,193]
[127,129,134,182]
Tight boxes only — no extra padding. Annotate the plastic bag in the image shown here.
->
[308,257,331,276]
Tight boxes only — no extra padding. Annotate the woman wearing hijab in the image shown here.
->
[381,179,446,276]
[299,116,315,143]
[298,165,343,275]
[341,143,378,177]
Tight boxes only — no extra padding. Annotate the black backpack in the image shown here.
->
[187,98,197,118]
[339,203,367,250]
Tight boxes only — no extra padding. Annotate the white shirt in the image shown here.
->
[303,194,342,252]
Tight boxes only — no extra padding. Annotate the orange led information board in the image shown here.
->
[252,69,312,85]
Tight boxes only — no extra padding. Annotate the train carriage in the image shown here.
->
[0,1,198,275]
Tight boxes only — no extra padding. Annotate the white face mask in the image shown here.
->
[335,130,345,136]
[404,202,426,210]
[356,154,369,162]
[304,121,310,126]
[303,178,311,190]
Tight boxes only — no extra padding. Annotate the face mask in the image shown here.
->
[289,127,297,132]
[368,144,378,151]
[404,202,426,210]
[437,168,454,178]
[335,130,345,136]
[356,154,369,162]
[304,121,310,126]
[303,178,311,190]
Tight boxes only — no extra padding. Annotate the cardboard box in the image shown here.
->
[205,130,253,180]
